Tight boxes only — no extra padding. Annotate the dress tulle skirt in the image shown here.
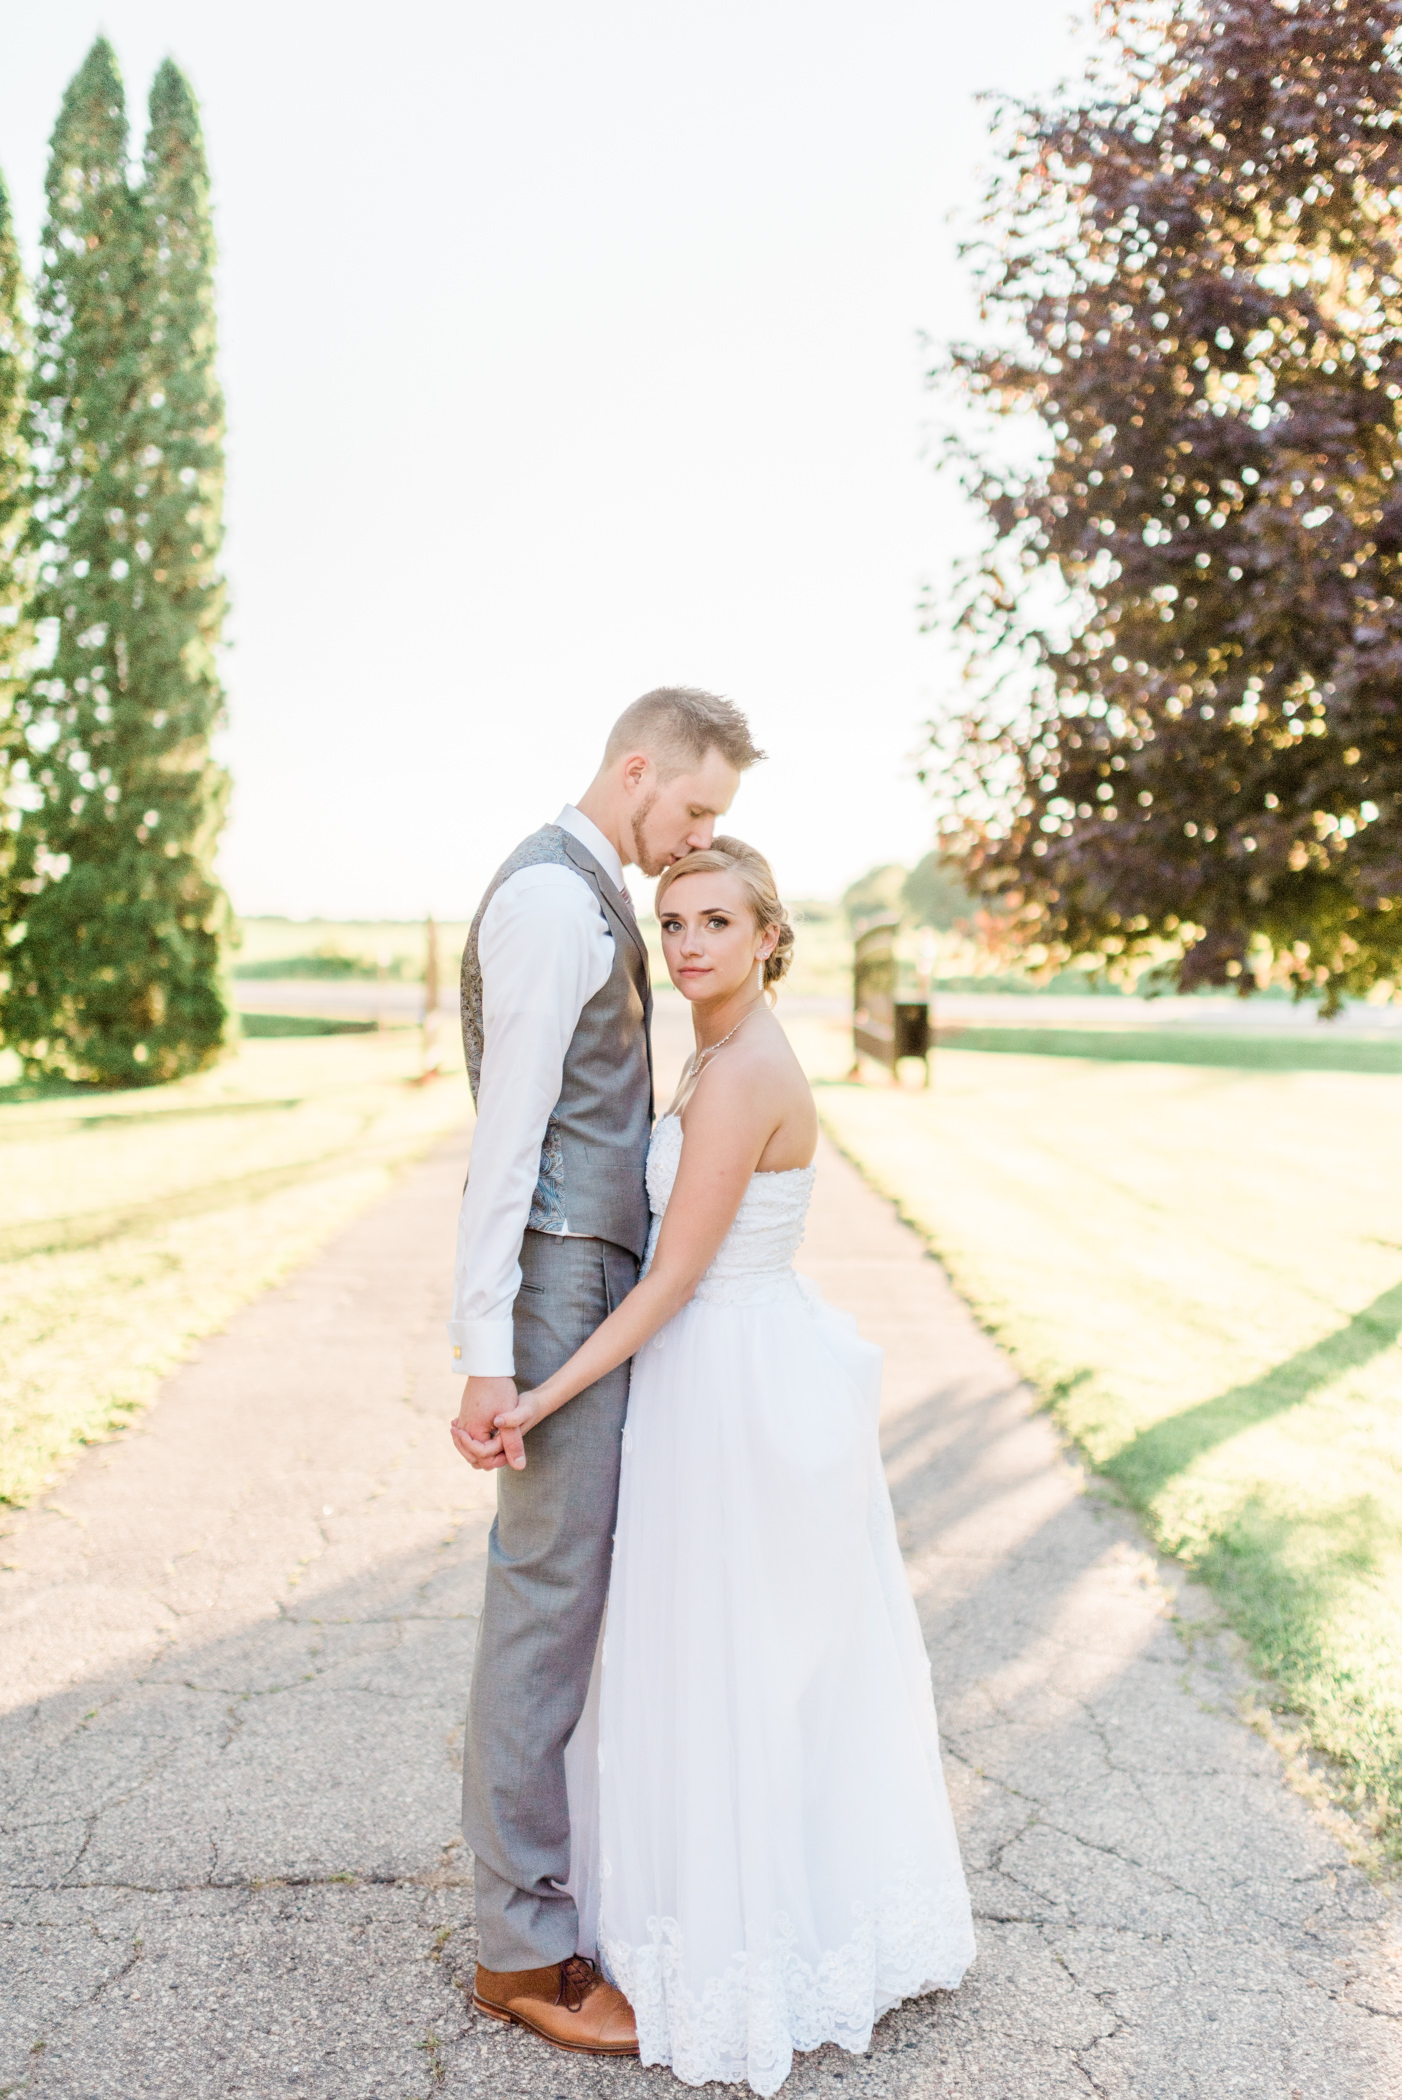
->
[565,1272,976,2095]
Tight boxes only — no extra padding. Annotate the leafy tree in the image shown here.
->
[0,169,30,933]
[903,851,974,930]
[842,862,908,929]
[4,42,230,1084]
[937,0,1402,1009]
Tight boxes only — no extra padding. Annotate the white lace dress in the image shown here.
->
[564,1115,975,2095]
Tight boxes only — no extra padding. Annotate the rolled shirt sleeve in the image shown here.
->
[448,863,614,1375]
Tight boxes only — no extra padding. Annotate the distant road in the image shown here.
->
[235,979,1402,1036]
[233,978,452,1023]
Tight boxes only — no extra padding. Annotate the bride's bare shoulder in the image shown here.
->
[714,1007,806,1088]
[691,1009,816,1166]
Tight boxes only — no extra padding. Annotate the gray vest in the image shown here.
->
[461,824,654,1259]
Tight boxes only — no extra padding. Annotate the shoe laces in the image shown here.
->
[555,1955,599,2013]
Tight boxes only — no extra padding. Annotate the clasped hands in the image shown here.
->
[450,1375,552,1473]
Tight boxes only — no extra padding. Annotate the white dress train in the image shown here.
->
[565,1114,975,2095]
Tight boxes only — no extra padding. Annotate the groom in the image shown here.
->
[450,686,763,2054]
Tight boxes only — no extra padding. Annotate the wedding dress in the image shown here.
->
[564,1114,975,2096]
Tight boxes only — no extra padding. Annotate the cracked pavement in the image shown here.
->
[2,1059,1398,2097]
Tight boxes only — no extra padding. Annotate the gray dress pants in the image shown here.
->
[462,1227,638,1971]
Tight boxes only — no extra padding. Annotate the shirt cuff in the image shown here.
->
[448,1318,516,1378]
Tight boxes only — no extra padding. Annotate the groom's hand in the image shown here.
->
[450,1376,518,1470]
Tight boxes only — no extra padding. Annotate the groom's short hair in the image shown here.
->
[605,687,765,780]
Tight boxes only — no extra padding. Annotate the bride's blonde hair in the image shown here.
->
[654,837,796,995]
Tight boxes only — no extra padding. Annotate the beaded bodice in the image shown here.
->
[641,1114,815,1306]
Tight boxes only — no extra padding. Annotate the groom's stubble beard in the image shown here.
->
[630,791,663,877]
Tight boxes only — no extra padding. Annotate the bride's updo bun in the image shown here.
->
[655,837,796,994]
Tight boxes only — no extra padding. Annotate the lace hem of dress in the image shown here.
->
[601,1882,975,2097]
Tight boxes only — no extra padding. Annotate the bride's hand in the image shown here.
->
[493,1387,556,1470]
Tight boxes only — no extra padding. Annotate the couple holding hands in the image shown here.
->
[448,687,973,2095]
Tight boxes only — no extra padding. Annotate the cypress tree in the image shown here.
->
[4,41,231,1085]
[125,58,231,1069]
[0,170,30,936]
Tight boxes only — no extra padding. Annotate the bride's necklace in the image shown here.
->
[686,1005,756,1079]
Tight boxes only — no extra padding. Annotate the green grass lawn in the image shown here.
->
[785,1012,1402,1856]
[938,1023,1402,1075]
[0,1032,472,1510]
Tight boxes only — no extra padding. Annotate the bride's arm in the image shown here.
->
[490,1066,778,1468]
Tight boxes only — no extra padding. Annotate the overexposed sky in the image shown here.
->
[0,1,1085,916]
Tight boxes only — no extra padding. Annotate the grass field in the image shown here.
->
[233,910,857,1001]
[233,917,472,980]
[785,1012,1402,1856]
[0,1032,472,1510]
[229,906,1124,1005]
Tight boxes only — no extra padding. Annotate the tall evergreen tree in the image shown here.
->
[940,0,1402,1009]
[0,170,30,935]
[125,58,231,1063]
[4,40,231,1085]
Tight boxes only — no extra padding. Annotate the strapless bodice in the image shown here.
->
[641,1113,815,1307]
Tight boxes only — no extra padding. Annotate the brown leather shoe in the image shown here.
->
[473,1955,639,2056]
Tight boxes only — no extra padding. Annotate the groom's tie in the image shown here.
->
[614,881,640,930]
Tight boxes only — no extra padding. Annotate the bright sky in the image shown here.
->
[0,1,1085,917]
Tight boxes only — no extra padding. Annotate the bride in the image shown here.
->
[490,837,975,2094]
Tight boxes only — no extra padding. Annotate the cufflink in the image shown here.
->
[453,1346,461,1359]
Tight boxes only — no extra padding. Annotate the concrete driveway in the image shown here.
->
[2,1113,1396,2098]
